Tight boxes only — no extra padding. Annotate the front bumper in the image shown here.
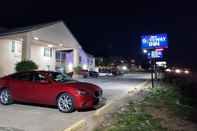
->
[93,97,107,109]
[75,95,107,110]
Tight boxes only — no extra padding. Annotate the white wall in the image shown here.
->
[88,57,96,71]
[30,44,56,71]
[0,39,22,77]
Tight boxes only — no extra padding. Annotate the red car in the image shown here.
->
[0,71,105,113]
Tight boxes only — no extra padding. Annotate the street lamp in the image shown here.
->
[143,49,148,54]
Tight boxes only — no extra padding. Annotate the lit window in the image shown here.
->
[44,47,53,57]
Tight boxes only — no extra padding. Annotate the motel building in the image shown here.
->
[0,21,95,77]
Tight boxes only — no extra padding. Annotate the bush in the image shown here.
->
[73,66,82,74]
[15,60,38,72]
[162,73,197,107]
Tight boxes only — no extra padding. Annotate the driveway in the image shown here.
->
[0,73,150,131]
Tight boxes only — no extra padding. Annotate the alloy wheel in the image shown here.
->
[57,93,74,113]
[0,89,12,105]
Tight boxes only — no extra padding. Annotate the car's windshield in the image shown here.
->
[49,72,75,83]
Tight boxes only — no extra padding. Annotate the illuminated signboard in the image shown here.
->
[147,51,163,59]
[141,34,168,49]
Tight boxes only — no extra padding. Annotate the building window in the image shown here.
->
[11,41,16,52]
[79,56,82,63]
[44,47,53,57]
[11,40,22,54]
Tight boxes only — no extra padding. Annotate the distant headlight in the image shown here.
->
[184,70,190,74]
[175,69,182,74]
[76,89,89,96]
[165,68,172,72]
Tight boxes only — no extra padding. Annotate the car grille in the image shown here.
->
[95,90,102,97]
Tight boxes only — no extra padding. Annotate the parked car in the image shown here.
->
[79,70,89,78]
[89,71,99,78]
[0,71,106,113]
[98,69,113,76]
[66,72,73,78]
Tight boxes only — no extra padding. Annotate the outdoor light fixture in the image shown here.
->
[33,37,39,40]
[143,49,148,53]
[122,66,128,70]
[48,44,54,48]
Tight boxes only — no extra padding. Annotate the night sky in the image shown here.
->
[0,0,197,70]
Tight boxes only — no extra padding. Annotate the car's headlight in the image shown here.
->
[76,89,89,96]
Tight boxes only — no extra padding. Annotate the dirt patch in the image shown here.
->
[144,104,197,131]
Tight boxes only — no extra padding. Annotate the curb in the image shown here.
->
[64,119,87,131]
[94,80,150,118]
[93,102,112,117]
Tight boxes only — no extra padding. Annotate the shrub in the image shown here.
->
[73,66,82,74]
[15,60,38,72]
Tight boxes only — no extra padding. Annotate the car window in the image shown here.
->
[33,73,48,81]
[48,72,74,82]
[12,72,33,81]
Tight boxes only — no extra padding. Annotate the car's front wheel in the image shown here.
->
[0,88,13,105]
[57,93,75,113]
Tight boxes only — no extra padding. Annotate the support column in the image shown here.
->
[22,33,32,60]
[73,49,80,67]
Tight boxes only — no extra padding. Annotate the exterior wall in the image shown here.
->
[0,39,22,77]
[56,48,95,72]
[55,51,74,73]
[0,38,56,77]
[88,57,96,71]
[0,38,94,77]
[79,48,95,71]
[73,49,80,68]
[65,51,74,72]
[0,22,94,76]
[79,48,88,70]
[30,44,56,71]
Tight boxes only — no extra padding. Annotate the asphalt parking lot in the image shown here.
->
[0,73,150,131]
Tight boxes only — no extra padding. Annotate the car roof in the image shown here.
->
[10,70,58,76]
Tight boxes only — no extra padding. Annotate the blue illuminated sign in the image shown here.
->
[141,34,168,49]
[147,51,163,59]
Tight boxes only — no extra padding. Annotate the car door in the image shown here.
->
[30,72,54,105]
[10,72,34,102]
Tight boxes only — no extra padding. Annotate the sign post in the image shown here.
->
[141,34,168,88]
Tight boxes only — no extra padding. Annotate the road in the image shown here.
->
[0,73,150,131]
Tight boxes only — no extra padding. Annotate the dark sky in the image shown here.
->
[0,0,197,69]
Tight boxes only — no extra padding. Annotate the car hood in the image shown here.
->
[63,82,102,93]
